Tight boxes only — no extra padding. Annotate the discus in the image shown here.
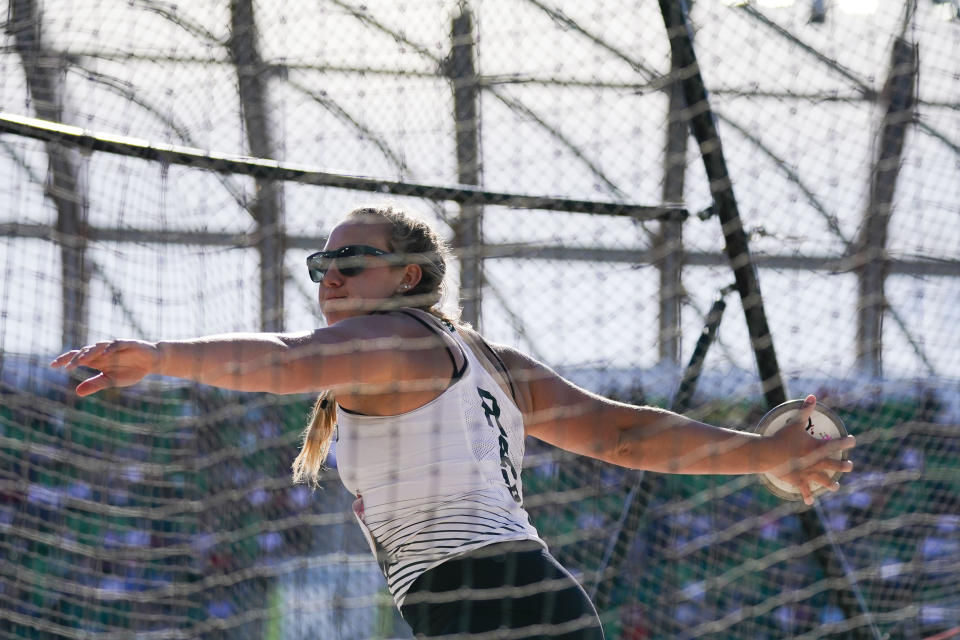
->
[753,399,849,501]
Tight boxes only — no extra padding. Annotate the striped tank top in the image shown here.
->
[334,310,545,607]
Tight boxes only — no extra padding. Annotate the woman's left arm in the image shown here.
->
[498,348,854,503]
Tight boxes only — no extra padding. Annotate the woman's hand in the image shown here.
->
[50,340,160,396]
[762,395,856,505]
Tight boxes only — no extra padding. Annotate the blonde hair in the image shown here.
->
[291,205,456,486]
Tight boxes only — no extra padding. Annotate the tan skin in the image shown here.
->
[51,216,855,505]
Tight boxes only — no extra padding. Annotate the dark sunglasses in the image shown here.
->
[306,245,397,282]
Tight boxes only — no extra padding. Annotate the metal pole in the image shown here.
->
[656,48,688,366]
[855,36,917,377]
[658,0,785,407]
[446,6,484,327]
[0,111,686,222]
[229,0,285,332]
[8,0,88,350]
[658,2,879,636]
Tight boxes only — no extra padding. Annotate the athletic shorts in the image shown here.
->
[399,541,605,639]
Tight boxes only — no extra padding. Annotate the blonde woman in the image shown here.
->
[53,205,855,639]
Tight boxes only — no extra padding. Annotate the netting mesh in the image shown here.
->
[1,0,959,638]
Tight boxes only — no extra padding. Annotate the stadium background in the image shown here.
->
[1,1,958,638]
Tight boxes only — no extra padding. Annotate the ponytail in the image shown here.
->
[291,390,337,487]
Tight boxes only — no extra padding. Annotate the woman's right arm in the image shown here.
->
[50,316,415,396]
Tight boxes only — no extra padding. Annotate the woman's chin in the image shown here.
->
[321,297,391,323]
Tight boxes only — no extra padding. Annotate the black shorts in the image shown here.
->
[399,541,605,640]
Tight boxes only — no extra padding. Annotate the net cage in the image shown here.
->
[0,0,958,638]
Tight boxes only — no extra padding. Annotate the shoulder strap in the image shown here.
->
[398,308,528,416]
[455,324,529,417]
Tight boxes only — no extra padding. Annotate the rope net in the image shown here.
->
[1,1,958,638]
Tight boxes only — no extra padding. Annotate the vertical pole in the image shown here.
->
[227,4,279,637]
[446,6,483,327]
[8,0,88,350]
[658,0,785,407]
[855,37,916,377]
[658,2,880,637]
[654,31,691,637]
[229,0,285,332]
[656,40,689,366]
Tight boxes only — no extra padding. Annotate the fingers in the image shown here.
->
[793,394,817,429]
[825,434,857,453]
[771,396,855,506]
[50,341,116,371]
[800,437,855,470]
[808,470,839,491]
[794,473,835,505]
[774,440,854,476]
[794,470,840,506]
[784,458,851,506]
[51,342,122,397]
[50,349,80,368]
[50,340,147,397]
[817,457,854,474]
[76,373,113,397]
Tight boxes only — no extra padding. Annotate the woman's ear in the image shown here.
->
[402,264,423,290]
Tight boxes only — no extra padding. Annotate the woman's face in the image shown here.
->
[316,218,412,324]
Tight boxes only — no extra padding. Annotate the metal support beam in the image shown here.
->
[659,0,785,407]
[7,0,88,350]
[658,3,879,638]
[229,0,285,332]
[4,223,958,276]
[0,111,684,222]
[446,6,483,326]
[657,36,689,365]
[855,37,917,377]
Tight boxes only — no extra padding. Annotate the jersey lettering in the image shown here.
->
[477,387,521,502]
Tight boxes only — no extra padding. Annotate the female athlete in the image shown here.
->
[52,204,855,639]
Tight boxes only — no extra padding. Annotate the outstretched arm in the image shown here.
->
[49,316,422,396]
[497,347,855,504]
[51,333,315,396]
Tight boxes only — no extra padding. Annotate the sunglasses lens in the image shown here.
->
[333,246,365,277]
[306,255,329,282]
[308,246,378,281]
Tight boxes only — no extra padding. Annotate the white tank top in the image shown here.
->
[334,310,545,607]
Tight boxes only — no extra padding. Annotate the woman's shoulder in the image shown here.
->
[322,310,466,411]
[465,339,562,419]
[318,310,459,370]
[482,340,553,376]
[319,309,438,340]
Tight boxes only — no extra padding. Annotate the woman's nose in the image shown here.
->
[321,266,343,287]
